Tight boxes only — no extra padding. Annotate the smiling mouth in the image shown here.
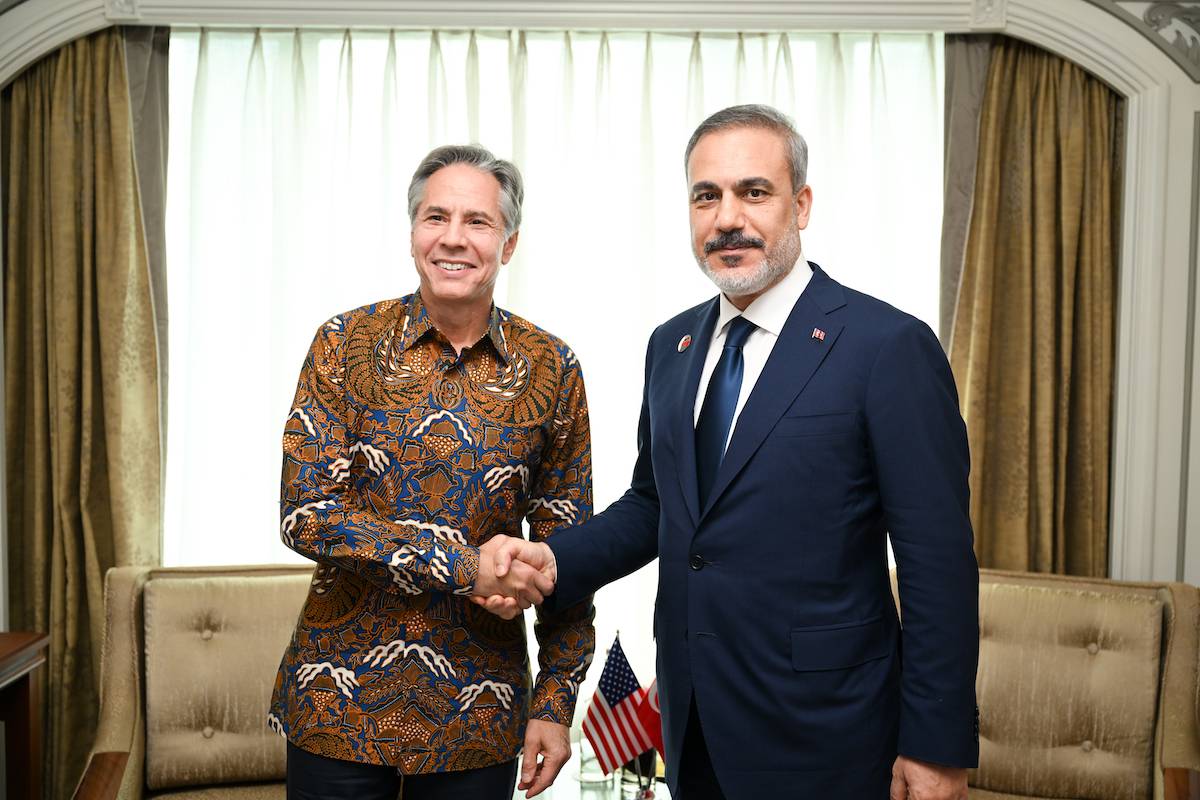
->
[435,261,473,272]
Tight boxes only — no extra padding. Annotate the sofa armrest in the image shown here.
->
[87,567,152,800]
[1164,768,1200,800]
[1158,582,1200,774]
[74,752,131,800]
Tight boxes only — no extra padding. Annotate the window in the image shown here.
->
[165,26,943,684]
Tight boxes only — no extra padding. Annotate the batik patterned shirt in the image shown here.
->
[269,292,595,773]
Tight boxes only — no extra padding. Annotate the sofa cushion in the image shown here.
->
[149,782,285,799]
[968,789,1047,800]
[144,573,311,790]
[972,582,1163,800]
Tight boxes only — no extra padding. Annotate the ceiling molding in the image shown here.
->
[1083,1,1200,81]
[0,0,986,86]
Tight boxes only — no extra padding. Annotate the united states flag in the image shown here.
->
[582,637,655,775]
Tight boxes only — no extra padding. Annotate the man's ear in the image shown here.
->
[501,230,520,264]
[794,184,813,230]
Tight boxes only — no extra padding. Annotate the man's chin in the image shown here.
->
[702,263,769,294]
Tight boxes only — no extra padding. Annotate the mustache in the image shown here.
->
[704,231,765,255]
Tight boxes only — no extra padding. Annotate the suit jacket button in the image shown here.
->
[689,554,704,571]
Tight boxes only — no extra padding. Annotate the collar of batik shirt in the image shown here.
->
[400,291,513,364]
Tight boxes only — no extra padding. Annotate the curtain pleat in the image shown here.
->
[428,31,447,144]
[466,30,480,143]
[121,26,170,442]
[939,34,994,346]
[771,33,794,111]
[949,36,1121,576]
[508,30,527,179]
[2,27,163,797]
[734,33,748,101]
[687,32,704,127]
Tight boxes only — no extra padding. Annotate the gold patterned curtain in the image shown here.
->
[949,37,1122,576]
[2,28,162,797]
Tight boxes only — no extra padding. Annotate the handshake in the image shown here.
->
[471,535,558,619]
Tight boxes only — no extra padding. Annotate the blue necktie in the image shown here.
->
[695,316,756,508]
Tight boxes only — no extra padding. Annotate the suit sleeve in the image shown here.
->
[544,330,663,610]
[525,356,597,725]
[865,317,980,768]
[280,320,481,595]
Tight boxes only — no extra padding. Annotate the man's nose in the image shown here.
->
[441,218,468,246]
[714,196,745,231]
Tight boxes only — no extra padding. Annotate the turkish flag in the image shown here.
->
[634,678,665,758]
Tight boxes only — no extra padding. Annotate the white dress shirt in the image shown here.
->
[693,256,813,451]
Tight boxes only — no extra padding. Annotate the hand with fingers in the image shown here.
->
[471,536,558,619]
[472,535,557,617]
[518,718,571,797]
[890,755,968,800]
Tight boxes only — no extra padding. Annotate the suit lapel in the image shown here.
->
[671,299,719,527]
[700,265,846,520]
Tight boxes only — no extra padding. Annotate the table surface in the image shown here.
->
[520,773,669,800]
[511,745,670,800]
[0,631,49,691]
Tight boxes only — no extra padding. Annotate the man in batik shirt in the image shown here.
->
[269,144,595,800]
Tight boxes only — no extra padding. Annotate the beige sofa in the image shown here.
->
[76,565,312,799]
[75,565,1200,799]
[964,570,1200,800]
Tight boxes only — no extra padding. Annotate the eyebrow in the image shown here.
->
[423,205,497,223]
[735,176,775,191]
[690,177,776,195]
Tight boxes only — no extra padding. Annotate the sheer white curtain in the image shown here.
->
[166,27,943,704]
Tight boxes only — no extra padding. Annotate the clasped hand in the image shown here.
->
[472,536,558,619]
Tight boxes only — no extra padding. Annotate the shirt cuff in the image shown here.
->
[396,538,479,595]
[529,673,579,727]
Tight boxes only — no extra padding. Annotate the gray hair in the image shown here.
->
[407,144,524,236]
[684,104,809,192]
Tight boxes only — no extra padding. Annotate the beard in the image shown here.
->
[696,218,802,298]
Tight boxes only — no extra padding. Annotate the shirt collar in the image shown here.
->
[399,292,512,363]
[715,253,812,338]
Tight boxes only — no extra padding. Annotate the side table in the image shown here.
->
[0,632,50,800]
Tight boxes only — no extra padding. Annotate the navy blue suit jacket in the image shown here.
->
[547,264,979,798]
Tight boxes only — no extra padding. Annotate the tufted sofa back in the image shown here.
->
[964,570,1198,800]
[974,582,1164,798]
[85,566,1199,800]
[142,571,311,790]
[87,565,314,799]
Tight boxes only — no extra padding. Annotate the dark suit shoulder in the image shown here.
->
[837,284,926,332]
[830,282,939,352]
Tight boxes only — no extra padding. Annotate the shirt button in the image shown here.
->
[202,726,215,739]
[689,554,704,571]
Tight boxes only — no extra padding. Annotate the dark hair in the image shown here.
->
[684,104,808,191]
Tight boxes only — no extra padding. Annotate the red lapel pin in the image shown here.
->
[812,328,826,342]
[678,334,692,352]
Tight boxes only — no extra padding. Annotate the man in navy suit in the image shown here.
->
[478,105,979,799]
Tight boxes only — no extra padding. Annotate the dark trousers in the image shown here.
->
[286,743,518,800]
[676,697,728,800]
